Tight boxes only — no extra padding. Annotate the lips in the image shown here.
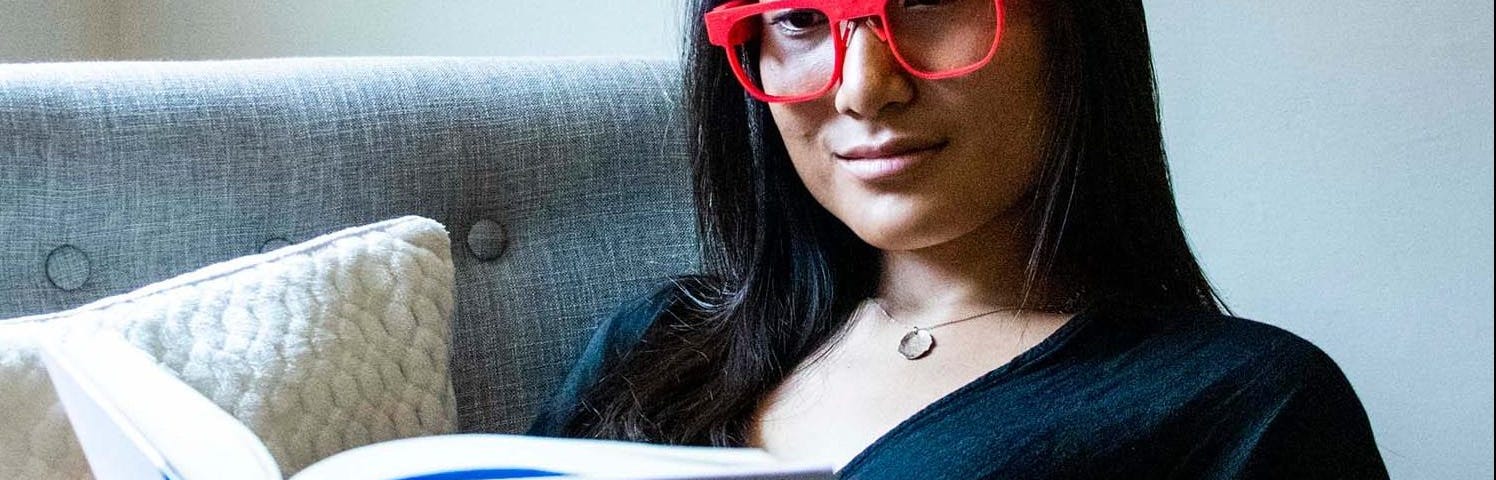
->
[834,138,947,183]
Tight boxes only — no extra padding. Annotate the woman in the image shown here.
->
[530,0,1389,478]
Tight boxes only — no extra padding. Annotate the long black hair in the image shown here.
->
[558,0,1228,446]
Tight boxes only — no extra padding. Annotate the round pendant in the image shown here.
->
[898,328,936,360]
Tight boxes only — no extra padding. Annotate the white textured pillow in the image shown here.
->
[0,215,457,479]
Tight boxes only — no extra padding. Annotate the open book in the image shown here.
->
[38,333,835,480]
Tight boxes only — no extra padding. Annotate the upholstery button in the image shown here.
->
[45,244,90,291]
[259,237,292,253]
[466,219,508,261]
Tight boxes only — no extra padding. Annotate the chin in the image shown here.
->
[845,218,960,252]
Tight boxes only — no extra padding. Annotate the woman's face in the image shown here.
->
[767,0,1052,251]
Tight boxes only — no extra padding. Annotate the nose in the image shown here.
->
[833,19,915,119]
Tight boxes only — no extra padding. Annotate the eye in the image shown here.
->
[767,9,829,33]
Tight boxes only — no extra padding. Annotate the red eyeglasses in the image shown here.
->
[705,0,1006,103]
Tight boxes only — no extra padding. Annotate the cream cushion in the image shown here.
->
[0,215,458,478]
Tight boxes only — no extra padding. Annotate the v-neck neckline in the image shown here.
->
[832,301,1107,475]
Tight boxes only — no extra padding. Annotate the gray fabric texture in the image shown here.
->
[0,57,700,433]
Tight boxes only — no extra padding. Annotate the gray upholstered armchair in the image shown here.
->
[0,57,699,434]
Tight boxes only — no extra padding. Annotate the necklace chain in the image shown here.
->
[870,298,1022,331]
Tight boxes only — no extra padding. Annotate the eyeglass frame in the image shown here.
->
[704,0,1007,104]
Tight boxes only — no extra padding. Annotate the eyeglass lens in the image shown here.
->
[730,0,998,99]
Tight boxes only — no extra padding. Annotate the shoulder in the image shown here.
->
[1095,305,1350,388]
[525,276,713,437]
[1113,311,1389,477]
[1090,308,1390,477]
[1195,311,1342,374]
[595,275,722,357]
[601,280,678,344]
[1078,306,1376,440]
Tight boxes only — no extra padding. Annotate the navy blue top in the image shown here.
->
[528,289,1389,479]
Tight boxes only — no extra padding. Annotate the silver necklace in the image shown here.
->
[870,298,1022,360]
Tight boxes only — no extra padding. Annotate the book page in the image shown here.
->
[41,332,834,480]
[39,332,281,480]
[291,434,834,480]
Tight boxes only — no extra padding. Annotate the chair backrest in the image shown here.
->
[0,57,700,433]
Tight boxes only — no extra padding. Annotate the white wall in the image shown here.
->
[1147,1,1493,478]
[0,0,684,61]
[2,0,1492,478]
[0,0,108,61]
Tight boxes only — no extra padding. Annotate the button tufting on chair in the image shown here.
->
[45,244,91,291]
[466,219,508,261]
[259,237,293,253]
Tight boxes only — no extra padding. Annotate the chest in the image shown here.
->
[745,314,1070,470]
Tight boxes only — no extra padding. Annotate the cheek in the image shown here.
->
[770,102,837,196]
[772,117,903,245]
[933,24,1053,217]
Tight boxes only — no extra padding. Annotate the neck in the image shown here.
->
[874,211,1054,323]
